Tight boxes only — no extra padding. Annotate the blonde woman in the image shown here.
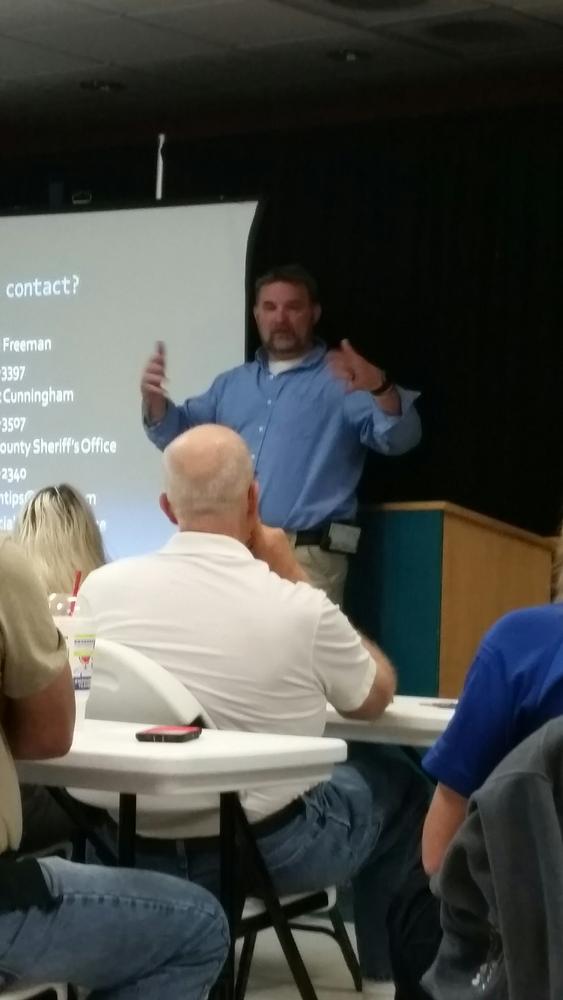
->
[12,484,107,853]
[13,483,106,594]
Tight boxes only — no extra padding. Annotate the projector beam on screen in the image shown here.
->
[0,200,258,557]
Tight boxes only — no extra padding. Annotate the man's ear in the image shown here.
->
[244,480,260,546]
[248,479,259,520]
[159,492,178,525]
[313,304,322,326]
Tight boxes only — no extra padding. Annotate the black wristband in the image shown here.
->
[372,377,394,397]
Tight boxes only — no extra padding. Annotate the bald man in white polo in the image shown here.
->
[82,425,432,995]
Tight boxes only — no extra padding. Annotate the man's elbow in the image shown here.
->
[371,660,397,716]
[421,816,444,876]
[422,784,468,876]
[21,726,73,761]
[342,674,396,721]
[422,842,443,878]
[389,426,422,456]
[49,707,75,757]
[368,672,396,718]
[47,726,74,758]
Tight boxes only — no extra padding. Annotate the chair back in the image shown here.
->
[86,638,214,728]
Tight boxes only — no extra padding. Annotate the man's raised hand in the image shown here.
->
[141,341,168,424]
[327,339,387,393]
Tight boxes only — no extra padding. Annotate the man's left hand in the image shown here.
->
[327,339,387,393]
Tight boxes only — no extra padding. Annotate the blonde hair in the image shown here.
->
[13,484,106,594]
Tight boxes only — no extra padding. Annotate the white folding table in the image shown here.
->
[324,695,455,747]
[17,720,347,1000]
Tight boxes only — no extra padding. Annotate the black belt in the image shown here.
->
[294,529,326,547]
[294,523,357,547]
[133,796,305,854]
[251,796,305,837]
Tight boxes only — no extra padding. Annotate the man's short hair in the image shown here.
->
[163,427,254,523]
[255,264,319,303]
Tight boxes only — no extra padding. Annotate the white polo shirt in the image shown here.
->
[81,532,376,831]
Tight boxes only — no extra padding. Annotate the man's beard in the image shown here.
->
[268,329,302,354]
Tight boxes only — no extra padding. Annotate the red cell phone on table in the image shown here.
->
[135,725,202,743]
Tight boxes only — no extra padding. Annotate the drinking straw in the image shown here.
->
[68,570,82,616]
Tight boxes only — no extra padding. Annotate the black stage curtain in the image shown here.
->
[244,110,563,535]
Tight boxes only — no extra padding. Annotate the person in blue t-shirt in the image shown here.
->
[385,602,563,998]
[422,602,563,874]
[140,263,421,603]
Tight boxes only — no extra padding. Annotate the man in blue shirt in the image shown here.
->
[382,602,563,1000]
[141,264,421,602]
[421,603,563,874]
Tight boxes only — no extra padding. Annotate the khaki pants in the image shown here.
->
[287,534,348,605]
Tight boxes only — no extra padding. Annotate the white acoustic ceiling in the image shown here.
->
[1,0,563,137]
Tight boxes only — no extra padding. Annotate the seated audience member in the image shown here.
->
[12,484,107,852]
[13,483,107,594]
[422,718,563,1000]
[422,599,563,875]
[0,534,228,999]
[388,577,563,998]
[81,424,433,995]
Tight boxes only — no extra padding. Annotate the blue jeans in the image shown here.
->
[132,743,431,982]
[0,857,229,999]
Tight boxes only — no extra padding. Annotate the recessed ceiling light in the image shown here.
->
[327,49,371,63]
[79,79,125,94]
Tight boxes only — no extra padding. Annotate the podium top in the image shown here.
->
[364,501,556,551]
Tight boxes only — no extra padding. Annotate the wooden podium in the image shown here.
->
[344,502,555,698]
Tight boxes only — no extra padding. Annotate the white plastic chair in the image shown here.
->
[77,640,361,1000]
[237,888,361,1000]
[85,639,213,727]
[69,639,217,827]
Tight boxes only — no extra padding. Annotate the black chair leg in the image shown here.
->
[234,802,319,1000]
[235,932,257,1000]
[330,906,363,992]
[72,832,86,863]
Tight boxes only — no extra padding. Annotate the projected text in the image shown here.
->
[5,275,81,299]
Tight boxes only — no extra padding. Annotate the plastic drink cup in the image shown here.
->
[49,593,96,691]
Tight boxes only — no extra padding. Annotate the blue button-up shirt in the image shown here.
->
[144,343,421,531]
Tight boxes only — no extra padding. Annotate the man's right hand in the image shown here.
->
[249,522,310,584]
[141,341,168,424]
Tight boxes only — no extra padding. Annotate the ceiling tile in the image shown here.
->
[9,15,225,66]
[0,35,100,81]
[492,0,563,26]
[78,0,239,11]
[137,0,359,48]
[382,7,563,57]
[0,0,108,30]
[280,0,489,30]
[145,30,454,103]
